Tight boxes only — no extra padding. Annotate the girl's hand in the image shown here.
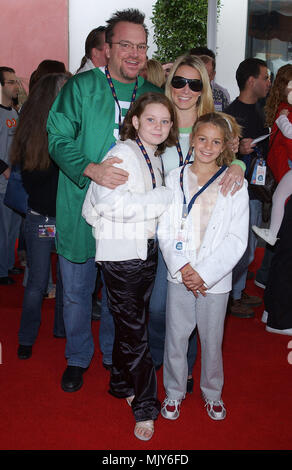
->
[279,109,289,117]
[188,284,207,298]
[180,264,207,297]
[219,163,244,196]
[3,167,11,180]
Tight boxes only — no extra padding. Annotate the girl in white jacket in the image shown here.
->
[82,92,177,441]
[158,112,249,422]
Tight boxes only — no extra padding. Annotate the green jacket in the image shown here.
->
[47,68,161,262]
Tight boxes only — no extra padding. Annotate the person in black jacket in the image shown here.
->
[10,73,69,359]
[225,58,271,318]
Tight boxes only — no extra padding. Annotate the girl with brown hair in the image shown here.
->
[82,91,177,441]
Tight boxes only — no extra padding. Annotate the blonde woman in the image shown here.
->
[148,54,246,392]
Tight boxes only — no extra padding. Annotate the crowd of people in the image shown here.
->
[1,7,291,442]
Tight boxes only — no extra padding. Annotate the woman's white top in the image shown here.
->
[162,128,193,175]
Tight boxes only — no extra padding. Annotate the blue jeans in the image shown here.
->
[232,199,262,299]
[59,254,97,368]
[255,244,275,286]
[0,192,22,277]
[99,272,115,365]
[148,248,198,375]
[18,212,65,345]
[148,248,168,368]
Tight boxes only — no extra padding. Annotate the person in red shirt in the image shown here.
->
[266,64,292,183]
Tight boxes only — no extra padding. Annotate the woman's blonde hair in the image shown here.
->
[165,54,214,119]
[265,64,292,127]
[146,59,165,88]
[191,112,242,167]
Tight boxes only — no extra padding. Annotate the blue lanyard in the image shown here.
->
[180,163,227,219]
[135,137,157,189]
[105,65,138,134]
[176,140,193,167]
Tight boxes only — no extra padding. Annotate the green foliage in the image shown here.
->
[151,0,208,64]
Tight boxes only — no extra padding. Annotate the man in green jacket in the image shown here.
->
[47,9,161,392]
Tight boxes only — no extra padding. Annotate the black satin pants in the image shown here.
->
[101,239,160,422]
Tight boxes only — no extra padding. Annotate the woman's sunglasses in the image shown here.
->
[171,76,203,92]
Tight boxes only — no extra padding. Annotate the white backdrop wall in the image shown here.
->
[69,0,157,73]
[215,0,248,101]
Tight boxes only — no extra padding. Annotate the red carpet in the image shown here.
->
[0,248,291,452]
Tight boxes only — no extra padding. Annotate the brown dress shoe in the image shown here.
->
[229,299,254,318]
[241,291,262,306]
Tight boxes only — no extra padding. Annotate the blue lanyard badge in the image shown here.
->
[105,65,138,135]
[180,163,227,220]
[135,137,158,189]
[250,148,267,185]
[176,141,193,167]
[173,164,227,254]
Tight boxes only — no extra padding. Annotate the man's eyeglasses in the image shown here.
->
[171,76,203,92]
[110,40,148,53]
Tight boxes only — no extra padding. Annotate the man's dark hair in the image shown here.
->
[0,66,15,85]
[77,26,106,71]
[85,26,106,56]
[105,8,148,45]
[236,58,267,91]
[189,47,216,70]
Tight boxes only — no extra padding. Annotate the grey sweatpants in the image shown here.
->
[163,281,229,401]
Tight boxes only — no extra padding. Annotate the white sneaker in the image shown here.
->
[266,326,292,336]
[261,310,268,323]
[161,397,181,420]
[254,280,266,289]
[204,398,226,421]
[252,226,278,246]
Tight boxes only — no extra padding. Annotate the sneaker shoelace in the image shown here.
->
[163,398,180,411]
[205,399,224,412]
